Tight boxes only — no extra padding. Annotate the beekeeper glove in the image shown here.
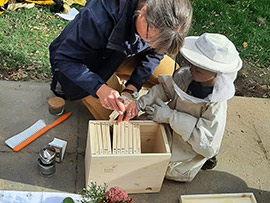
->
[146,98,198,142]
[145,98,172,123]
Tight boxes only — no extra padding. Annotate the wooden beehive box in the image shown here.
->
[179,193,257,203]
[85,120,171,194]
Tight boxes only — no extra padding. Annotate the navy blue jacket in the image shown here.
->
[49,0,164,100]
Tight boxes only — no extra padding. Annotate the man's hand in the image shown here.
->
[121,84,138,99]
[117,84,139,123]
[117,100,139,123]
[96,84,125,115]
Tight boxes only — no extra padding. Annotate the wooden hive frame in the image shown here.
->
[179,193,257,203]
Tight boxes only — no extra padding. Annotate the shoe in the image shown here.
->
[201,156,217,170]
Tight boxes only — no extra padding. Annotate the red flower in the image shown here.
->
[105,187,132,203]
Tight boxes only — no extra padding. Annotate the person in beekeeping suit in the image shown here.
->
[133,33,242,181]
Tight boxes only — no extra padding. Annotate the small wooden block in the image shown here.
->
[89,123,98,155]
[136,124,141,153]
[96,124,103,154]
[113,123,117,154]
[124,122,129,154]
[132,124,137,154]
[106,124,112,154]
[128,123,133,154]
[120,122,125,154]
[94,124,99,155]
[108,95,134,125]
[101,124,107,154]
[116,124,121,154]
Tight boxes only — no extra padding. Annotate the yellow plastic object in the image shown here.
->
[65,0,85,6]
[25,0,54,5]
[0,0,9,15]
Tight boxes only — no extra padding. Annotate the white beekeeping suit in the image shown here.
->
[137,33,242,182]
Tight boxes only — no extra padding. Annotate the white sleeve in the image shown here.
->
[169,101,227,158]
[138,83,172,110]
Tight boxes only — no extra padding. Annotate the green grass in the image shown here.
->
[190,0,270,69]
[0,0,269,81]
[0,6,69,80]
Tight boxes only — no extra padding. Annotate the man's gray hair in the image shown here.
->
[138,0,193,55]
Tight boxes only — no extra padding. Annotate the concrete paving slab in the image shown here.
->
[0,152,79,193]
[0,81,93,154]
[0,81,90,194]
[227,97,270,160]
[0,81,270,203]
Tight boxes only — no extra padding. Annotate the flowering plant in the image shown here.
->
[81,181,133,203]
[105,186,132,203]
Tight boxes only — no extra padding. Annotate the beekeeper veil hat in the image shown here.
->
[180,33,242,73]
[179,33,243,102]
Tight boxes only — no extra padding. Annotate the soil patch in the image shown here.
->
[235,61,270,98]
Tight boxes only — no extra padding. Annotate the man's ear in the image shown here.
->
[140,5,147,15]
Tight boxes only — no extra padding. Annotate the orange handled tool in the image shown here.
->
[13,112,72,152]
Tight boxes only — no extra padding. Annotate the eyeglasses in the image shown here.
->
[144,18,159,46]
[146,23,149,40]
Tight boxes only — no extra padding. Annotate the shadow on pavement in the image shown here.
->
[131,170,270,203]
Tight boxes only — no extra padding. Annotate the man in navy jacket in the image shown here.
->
[49,0,193,120]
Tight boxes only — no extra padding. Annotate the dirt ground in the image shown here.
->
[235,61,270,98]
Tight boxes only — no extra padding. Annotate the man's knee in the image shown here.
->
[51,71,89,100]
